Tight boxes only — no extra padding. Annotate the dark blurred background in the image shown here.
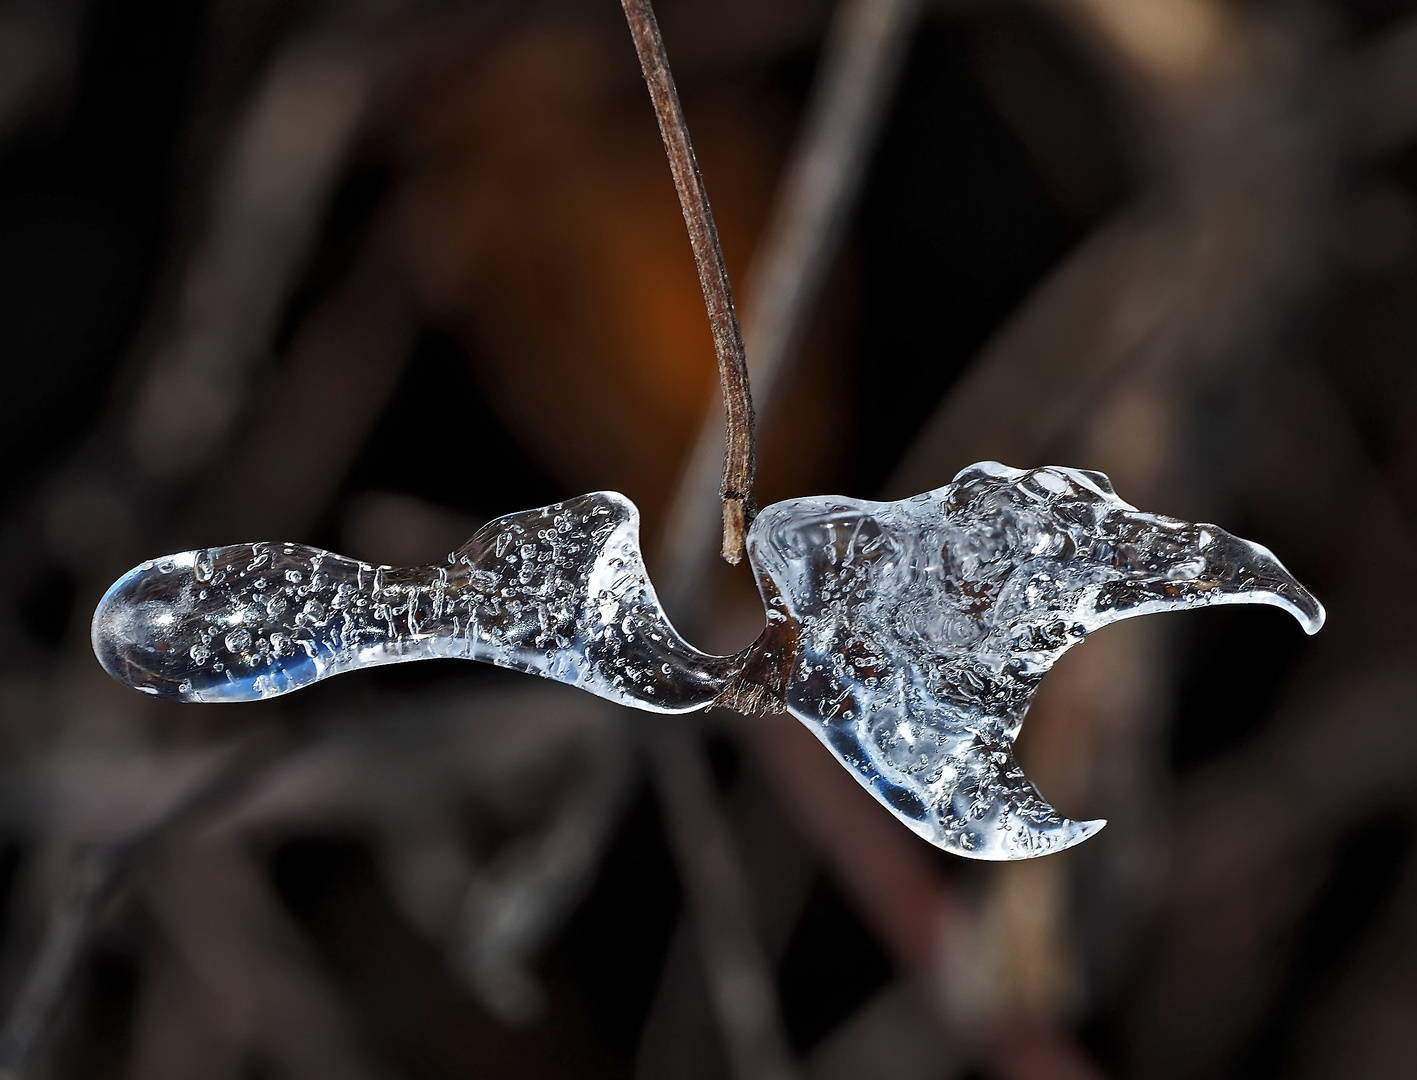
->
[0,0,1414,1077]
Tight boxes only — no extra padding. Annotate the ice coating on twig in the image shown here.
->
[92,463,1324,860]
[745,463,1324,858]
[92,492,736,709]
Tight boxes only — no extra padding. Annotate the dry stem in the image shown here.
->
[620,0,757,563]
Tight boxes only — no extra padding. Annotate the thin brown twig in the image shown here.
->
[620,0,757,563]
[657,0,922,614]
[645,726,798,1080]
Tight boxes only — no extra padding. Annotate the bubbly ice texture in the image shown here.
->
[746,463,1324,859]
[92,492,737,709]
[92,464,1324,859]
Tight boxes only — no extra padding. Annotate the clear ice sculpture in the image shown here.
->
[92,463,1324,860]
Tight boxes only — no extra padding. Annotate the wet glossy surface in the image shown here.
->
[748,463,1322,858]
[93,492,736,710]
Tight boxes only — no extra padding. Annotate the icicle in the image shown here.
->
[92,464,1323,859]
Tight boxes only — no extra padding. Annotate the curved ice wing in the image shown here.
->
[744,462,1324,860]
[92,492,736,709]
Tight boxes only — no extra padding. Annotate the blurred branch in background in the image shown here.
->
[1348,12,1417,158]
[125,33,373,482]
[0,0,88,141]
[0,735,278,1078]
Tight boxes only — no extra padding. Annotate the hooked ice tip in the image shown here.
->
[1294,592,1326,636]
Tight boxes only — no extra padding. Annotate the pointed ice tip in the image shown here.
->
[1196,527,1326,638]
[1242,576,1325,637]
[944,813,1108,861]
[1047,816,1107,857]
[1292,589,1325,636]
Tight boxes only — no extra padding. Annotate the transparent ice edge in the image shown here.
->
[92,463,1324,860]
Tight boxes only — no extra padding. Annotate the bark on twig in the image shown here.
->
[1349,12,1417,157]
[620,0,757,563]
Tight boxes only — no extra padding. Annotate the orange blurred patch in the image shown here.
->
[396,30,785,530]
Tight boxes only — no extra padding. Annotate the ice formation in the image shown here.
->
[746,463,1323,857]
[92,463,1324,859]
[92,492,736,709]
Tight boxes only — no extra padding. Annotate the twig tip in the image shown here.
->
[721,499,750,563]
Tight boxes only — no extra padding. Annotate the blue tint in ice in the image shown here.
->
[92,493,735,710]
[747,463,1323,858]
[92,464,1323,859]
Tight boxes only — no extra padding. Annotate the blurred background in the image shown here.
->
[0,0,1413,1076]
